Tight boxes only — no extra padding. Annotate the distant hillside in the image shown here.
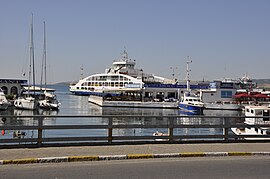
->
[253,79,270,84]
[51,82,70,86]
[253,79,270,90]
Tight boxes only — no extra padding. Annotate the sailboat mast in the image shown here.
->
[30,13,36,95]
[43,21,47,90]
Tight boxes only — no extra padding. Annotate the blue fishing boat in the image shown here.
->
[179,92,204,114]
[178,57,204,114]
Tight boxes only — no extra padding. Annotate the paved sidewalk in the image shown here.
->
[1,143,270,161]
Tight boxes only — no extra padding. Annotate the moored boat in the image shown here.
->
[14,14,38,110]
[38,21,60,110]
[0,89,10,110]
[231,105,270,140]
[178,57,204,114]
[69,50,173,96]
[179,92,204,114]
[39,92,61,110]
[204,101,241,110]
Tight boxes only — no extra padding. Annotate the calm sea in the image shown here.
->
[0,84,243,139]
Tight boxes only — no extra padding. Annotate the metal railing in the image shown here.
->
[0,115,270,148]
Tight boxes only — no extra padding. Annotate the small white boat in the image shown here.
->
[39,92,61,110]
[14,96,38,110]
[153,130,169,141]
[0,89,10,110]
[231,105,270,140]
[204,101,241,110]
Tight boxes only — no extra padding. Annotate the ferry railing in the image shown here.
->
[1,115,270,148]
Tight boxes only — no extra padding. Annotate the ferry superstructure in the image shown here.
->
[69,50,173,95]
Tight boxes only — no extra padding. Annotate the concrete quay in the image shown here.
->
[1,143,270,165]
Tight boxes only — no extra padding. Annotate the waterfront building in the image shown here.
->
[0,78,27,96]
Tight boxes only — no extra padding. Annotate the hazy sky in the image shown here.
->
[1,0,270,84]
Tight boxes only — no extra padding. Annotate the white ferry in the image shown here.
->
[70,50,173,95]
[231,105,270,140]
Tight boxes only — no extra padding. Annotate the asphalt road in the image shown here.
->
[1,156,270,179]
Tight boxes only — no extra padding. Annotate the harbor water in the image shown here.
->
[0,84,243,140]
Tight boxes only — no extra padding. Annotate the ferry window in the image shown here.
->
[256,111,262,116]
[120,82,124,87]
[111,82,114,87]
[95,82,98,86]
[105,82,109,86]
[100,76,107,81]
[77,87,79,89]
[88,82,91,86]
[124,82,128,87]
[99,82,102,86]
[111,76,119,81]
[115,82,119,87]
[120,76,123,81]
[255,128,258,133]
[221,91,232,98]
[251,110,254,114]
[124,77,128,81]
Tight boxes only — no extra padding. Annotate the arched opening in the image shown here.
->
[1,86,8,95]
[11,86,18,95]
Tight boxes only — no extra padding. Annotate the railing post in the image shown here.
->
[223,117,229,142]
[37,117,43,147]
[169,117,174,143]
[108,117,113,144]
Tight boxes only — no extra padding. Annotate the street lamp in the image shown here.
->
[140,69,144,82]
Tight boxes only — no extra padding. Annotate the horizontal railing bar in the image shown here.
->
[1,124,270,130]
[42,125,108,130]
[0,115,252,119]
[0,126,38,130]
[42,137,108,142]
[0,138,38,143]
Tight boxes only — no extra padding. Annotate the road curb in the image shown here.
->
[1,152,270,165]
